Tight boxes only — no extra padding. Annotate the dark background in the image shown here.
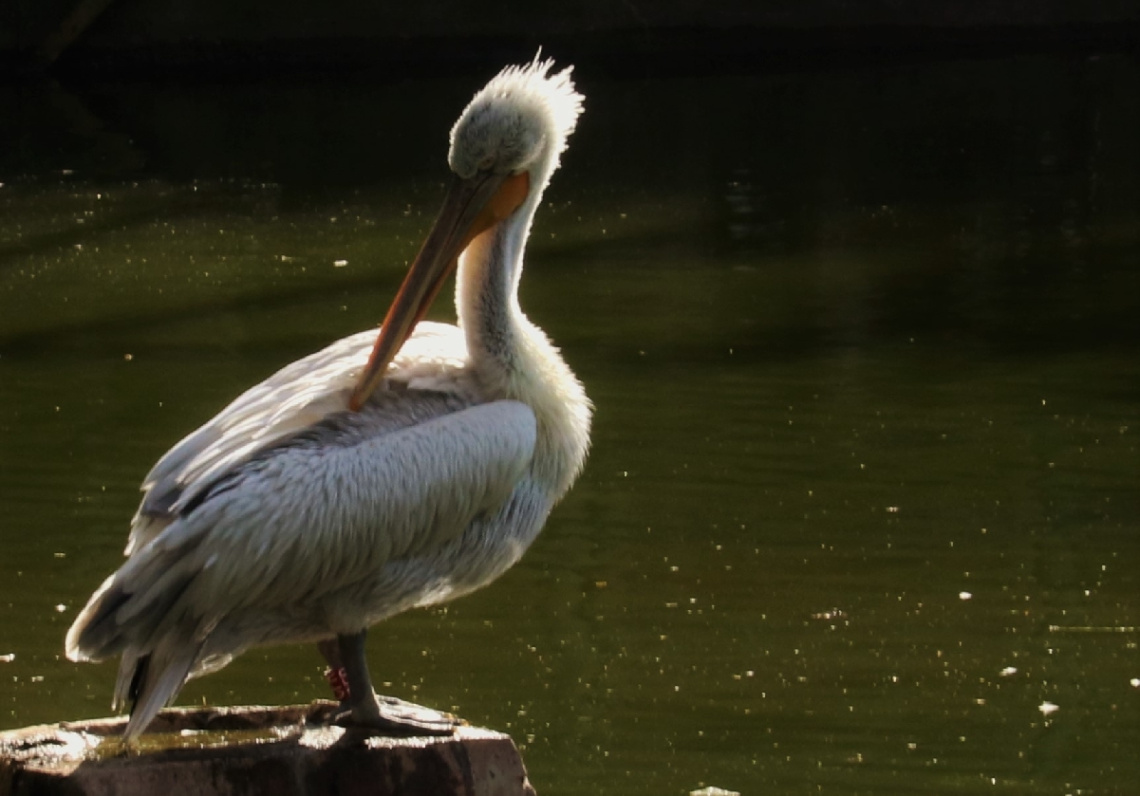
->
[4,0,1140,80]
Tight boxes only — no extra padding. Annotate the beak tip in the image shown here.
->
[347,382,369,412]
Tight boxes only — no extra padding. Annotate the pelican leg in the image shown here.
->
[336,630,384,726]
[332,630,457,737]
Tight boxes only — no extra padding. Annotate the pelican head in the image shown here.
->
[350,58,584,409]
[448,59,583,181]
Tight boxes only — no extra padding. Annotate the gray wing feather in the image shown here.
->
[68,395,537,662]
[127,323,467,555]
[179,398,538,616]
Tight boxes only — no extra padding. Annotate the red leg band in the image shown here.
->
[324,666,351,701]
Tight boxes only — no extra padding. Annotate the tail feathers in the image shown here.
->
[112,647,145,712]
[66,546,198,664]
[118,636,203,742]
[65,573,126,662]
[66,531,210,741]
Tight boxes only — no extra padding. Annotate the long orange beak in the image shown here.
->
[349,170,530,411]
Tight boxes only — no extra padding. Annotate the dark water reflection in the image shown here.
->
[2,52,1138,794]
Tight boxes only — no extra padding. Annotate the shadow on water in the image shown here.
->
[1,48,1138,795]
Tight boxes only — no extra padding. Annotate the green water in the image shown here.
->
[2,53,1139,794]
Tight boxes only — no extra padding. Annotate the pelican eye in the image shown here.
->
[477,155,495,172]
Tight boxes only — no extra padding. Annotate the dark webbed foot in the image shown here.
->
[319,632,459,737]
[334,693,460,737]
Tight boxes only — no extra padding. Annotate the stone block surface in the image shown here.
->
[0,702,536,796]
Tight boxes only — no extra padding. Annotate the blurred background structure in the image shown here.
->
[3,0,1140,76]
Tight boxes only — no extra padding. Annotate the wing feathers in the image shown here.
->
[182,398,537,613]
[126,323,468,555]
[68,394,537,686]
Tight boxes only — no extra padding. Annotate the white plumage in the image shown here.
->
[65,57,592,741]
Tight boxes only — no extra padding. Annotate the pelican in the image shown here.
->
[65,57,591,742]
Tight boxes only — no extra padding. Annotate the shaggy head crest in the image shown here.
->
[449,56,584,180]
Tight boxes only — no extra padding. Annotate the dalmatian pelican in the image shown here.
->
[65,56,592,742]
